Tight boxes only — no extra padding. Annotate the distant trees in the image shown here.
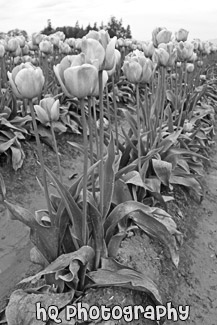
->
[41,16,132,39]
[7,28,28,39]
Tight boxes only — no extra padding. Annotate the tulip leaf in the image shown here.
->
[20,246,95,285]
[104,201,182,267]
[102,133,116,219]
[152,159,172,186]
[4,200,59,263]
[5,289,74,325]
[88,267,162,306]
[11,145,25,171]
[45,166,84,245]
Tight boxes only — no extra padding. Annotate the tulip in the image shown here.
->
[0,44,5,58]
[34,97,60,125]
[64,64,98,99]
[186,63,194,73]
[7,38,19,52]
[54,53,86,97]
[82,30,117,71]
[49,34,60,48]
[200,75,206,81]
[66,38,76,48]
[123,60,142,83]
[22,44,29,56]
[16,36,26,48]
[152,27,172,47]
[39,40,53,54]
[175,29,189,42]
[152,48,170,67]
[176,41,194,61]
[59,42,71,55]
[197,60,203,67]
[107,49,121,77]
[8,62,45,99]
[32,32,44,45]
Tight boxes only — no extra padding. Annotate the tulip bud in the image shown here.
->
[152,27,172,47]
[0,44,5,58]
[7,38,19,52]
[152,48,170,67]
[39,40,53,54]
[36,97,60,123]
[122,60,142,83]
[32,32,44,45]
[22,44,29,55]
[186,63,194,73]
[175,29,189,42]
[16,36,26,48]
[8,63,45,99]
[197,60,203,67]
[199,74,206,81]
[63,64,98,98]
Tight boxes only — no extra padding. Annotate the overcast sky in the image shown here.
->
[0,0,216,41]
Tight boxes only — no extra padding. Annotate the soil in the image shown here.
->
[0,123,217,324]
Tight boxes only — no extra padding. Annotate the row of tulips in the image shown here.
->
[0,26,217,323]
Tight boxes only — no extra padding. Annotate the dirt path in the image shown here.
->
[166,143,217,324]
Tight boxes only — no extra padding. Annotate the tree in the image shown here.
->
[41,19,55,35]
[106,16,132,39]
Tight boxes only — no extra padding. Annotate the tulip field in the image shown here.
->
[0,27,217,323]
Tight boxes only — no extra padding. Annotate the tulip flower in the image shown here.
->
[8,62,45,99]
[54,53,90,98]
[32,32,44,45]
[64,64,98,99]
[158,42,177,67]
[54,55,98,99]
[152,27,172,47]
[0,44,5,58]
[107,49,121,77]
[123,60,142,83]
[186,63,194,73]
[176,41,194,61]
[82,30,117,71]
[39,40,53,54]
[152,48,170,67]
[7,38,19,52]
[175,29,189,42]
[16,36,26,48]
[59,42,71,55]
[34,98,60,125]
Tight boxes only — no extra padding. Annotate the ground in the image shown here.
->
[0,126,217,324]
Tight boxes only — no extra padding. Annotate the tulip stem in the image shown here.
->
[93,98,99,160]
[98,70,104,215]
[50,122,63,183]
[105,84,112,134]
[80,98,88,244]
[88,96,95,200]
[178,63,187,128]
[136,83,141,173]
[29,99,53,221]
[112,75,119,154]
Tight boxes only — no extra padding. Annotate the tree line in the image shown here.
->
[41,16,132,39]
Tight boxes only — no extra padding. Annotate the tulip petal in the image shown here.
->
[64,64,98,99]
[51,100,60,121]
[81,38,105,70]
[14,67,44,99]
[34,105,49,125]
[104,36,117,70]
[7,71,23,99]
[53,64,72,98]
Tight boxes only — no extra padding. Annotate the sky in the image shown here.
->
[0,0,217,41]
